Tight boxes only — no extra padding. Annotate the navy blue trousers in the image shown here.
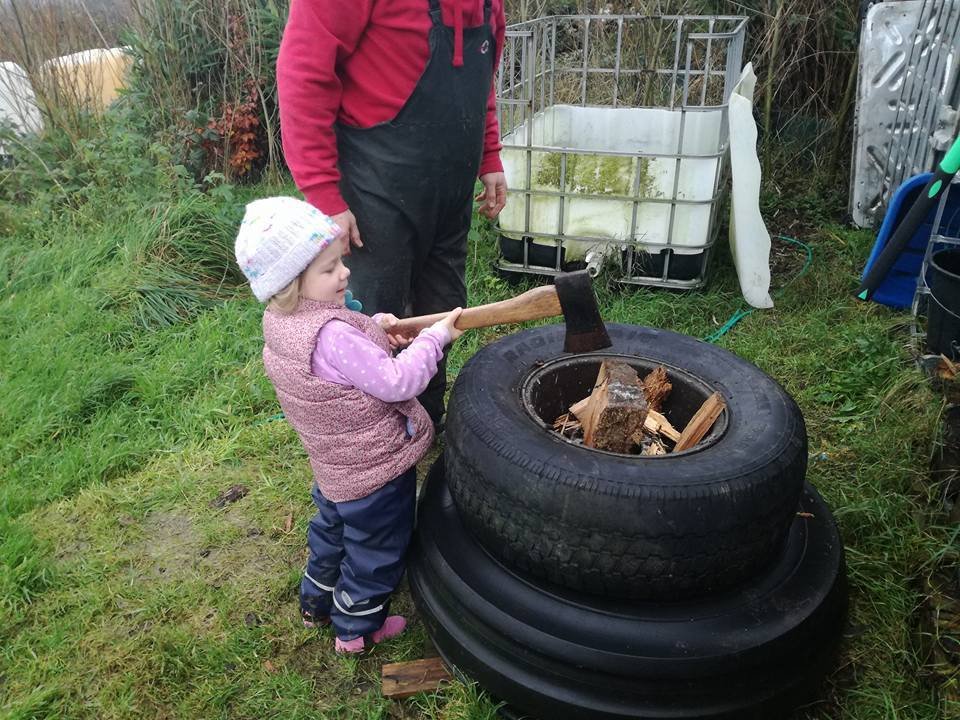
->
[300,468,416,641]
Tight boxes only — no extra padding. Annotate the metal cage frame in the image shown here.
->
[494,14,747,288]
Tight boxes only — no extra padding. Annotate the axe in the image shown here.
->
[391,270,611,353]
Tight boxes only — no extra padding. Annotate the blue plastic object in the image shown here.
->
[862,173,960,309]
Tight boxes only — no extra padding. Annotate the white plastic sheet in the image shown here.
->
[0,61,43,154]
[38,47,131,114]
[728,63,774,309]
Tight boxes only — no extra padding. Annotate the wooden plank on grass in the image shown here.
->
[381,657,452,699]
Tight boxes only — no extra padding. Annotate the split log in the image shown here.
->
[569,363,607,434]
[641,366,672,412]
[381,657,452,699]
[644,409,681,443]
[674,392,726,452]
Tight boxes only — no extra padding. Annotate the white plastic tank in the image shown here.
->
[38,47,132,114]
[499,105,724,262]
[0,61,43,155]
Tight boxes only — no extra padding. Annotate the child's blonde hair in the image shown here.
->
[268,275,302,315]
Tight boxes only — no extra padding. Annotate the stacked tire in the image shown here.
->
[408,324,848,719]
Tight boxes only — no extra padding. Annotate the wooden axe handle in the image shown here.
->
[392,285,562,335]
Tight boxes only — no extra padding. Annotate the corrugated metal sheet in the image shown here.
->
[851,0,960,228]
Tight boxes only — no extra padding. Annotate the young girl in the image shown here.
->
[235,196,463,653]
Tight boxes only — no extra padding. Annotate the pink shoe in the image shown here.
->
[334,615,407,654]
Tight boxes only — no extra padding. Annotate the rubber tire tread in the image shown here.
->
[410,460,848,720]
[445,323,807,600]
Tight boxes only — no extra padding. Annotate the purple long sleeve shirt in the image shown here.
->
[310,314,451,402]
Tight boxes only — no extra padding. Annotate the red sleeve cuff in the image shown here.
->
[303,183,348,216]
[479,152,504,177]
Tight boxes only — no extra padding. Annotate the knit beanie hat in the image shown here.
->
[235,196,342,302]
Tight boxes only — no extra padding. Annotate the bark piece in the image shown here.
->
[209,484,249,509]
[641,366,672,412]
[674,392,726,452]
[381,657,453,699]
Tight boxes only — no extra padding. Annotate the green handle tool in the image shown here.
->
[857,134,960,301]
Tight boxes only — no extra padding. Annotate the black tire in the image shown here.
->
[409,459,848,720]
[445,323,807,600]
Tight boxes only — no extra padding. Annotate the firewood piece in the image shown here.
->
[381,657,452,699]
[644,409,681,443]
[590,362,649,453]
[581,382,609,447]
[674,392,726,452]
[208,484,249,509]
[641,366,672,412]
[569,363,610,437]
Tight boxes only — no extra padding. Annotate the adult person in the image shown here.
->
[277,0,508,426]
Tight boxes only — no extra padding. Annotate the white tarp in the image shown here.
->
[38,47,132,114]
[0,61,43,154]
[728,63,774,309]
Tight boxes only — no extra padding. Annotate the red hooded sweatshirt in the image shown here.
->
[277,0,506,216]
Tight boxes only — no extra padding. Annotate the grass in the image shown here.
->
[0,175,956,720]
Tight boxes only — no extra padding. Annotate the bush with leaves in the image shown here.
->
[121,0,287,184]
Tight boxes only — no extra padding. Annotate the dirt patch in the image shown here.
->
[131,510,204,581]
[125,507,284,593]
[199,520,279,597]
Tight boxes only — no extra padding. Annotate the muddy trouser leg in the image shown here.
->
[300,483,344,618]
[411,199,470,424]
[329,467,417,641]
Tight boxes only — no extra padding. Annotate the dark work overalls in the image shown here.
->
[337,0,495,423]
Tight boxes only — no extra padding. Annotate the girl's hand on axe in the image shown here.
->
[436,307,464,343]
[377,314,413,349]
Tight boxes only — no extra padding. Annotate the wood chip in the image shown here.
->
[381,657,452,699]
[641,366,672,412]
[283,512,294,534]
[553,412,582,437]
[209,484,249,509]
[640,438,667,455]
[936,354,959,381]
[674,392,726,452]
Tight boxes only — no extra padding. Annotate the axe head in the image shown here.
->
[554,271,612,353]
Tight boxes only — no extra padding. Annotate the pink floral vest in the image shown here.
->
[262,299,433,502]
